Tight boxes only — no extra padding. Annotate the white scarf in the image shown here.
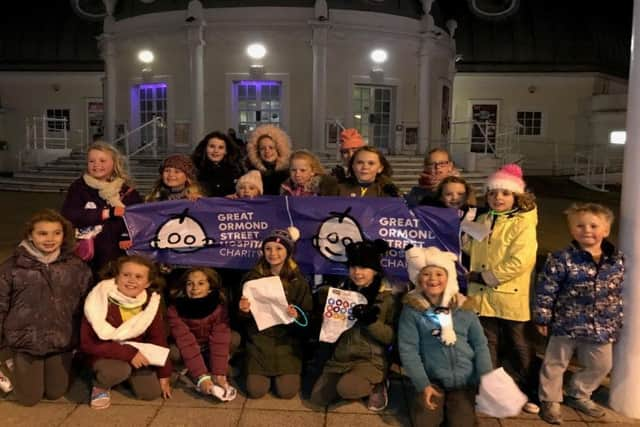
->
[19,240,60,264]
[82,174,126,208]
[84,278,161,341]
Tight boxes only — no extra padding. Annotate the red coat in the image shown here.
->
[166,295,230,378]
[80,297,172,378]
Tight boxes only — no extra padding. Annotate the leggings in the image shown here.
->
[13,351,73,407]
[93,358,161,400]
[245,374,300,399]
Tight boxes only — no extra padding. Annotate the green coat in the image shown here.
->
[320,282,398,383]
[240,268,313,376]
[464,208,538,321]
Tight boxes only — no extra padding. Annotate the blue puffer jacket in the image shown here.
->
[398,290,492,392]
[534,240,624,344]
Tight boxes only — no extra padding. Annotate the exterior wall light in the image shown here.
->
[370,49,388,64]
[247,43,267,60]
[610,130,626,145]
[138,50,155,64]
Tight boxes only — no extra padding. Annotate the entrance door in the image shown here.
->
[352,85,393,152]
[234,80,282,140]
[137,83,167,151]
[470,102,498,153]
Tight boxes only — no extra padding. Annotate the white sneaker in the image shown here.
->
[523,401,540,414]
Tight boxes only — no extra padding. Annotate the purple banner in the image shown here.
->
[124,196,460,280]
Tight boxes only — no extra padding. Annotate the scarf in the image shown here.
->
[19,239,61,265]
[84,278,161,341]
[173,291,220,319]
[83,174,126,208]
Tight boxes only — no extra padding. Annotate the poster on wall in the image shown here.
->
[405,126,418,146]
[471,103,498,153]
[86,98,104,145]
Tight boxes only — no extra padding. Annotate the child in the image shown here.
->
[436,175,477,211]
[80,255,172,409]
[406,148,460,207]
[310,239,396,412]
[191,131,244,197]
[464,163,539,413]
[246,124,291,195]
[167,268,238,401]
[0,209,92,406]
[336,147,400,198]
[238,229,312,399]
[399,246,492,427]
[330,128,366,183]
[229,170,263,199]
[535,203,623,424]
[280,150,338,196]
[61,142,142,273]
[146,154,203,202]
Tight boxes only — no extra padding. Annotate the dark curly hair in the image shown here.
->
[191,131,241,170]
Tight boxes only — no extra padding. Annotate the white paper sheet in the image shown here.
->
[123,341,170,366]
[243,276,293,331]
[476,367,527,418]
[319,287,368,343]
[461,219,492,241]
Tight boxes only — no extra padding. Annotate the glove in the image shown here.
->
[103,206,125,220]
[119,240,132,250]
[352,304,380,325]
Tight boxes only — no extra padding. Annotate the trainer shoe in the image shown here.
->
[564,396,605,418]
[540,401,563,424]
[523,401,540,414]
[90,386,111,410]
[367,380,388,412]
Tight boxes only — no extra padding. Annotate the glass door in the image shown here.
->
[138,83,167,151]
[470,102,498,153]
[352,85,393,152]
[234,80,282,140]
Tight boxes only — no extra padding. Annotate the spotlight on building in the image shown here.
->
[610,130,626,145]
[247,43,267,60]
[138,50,155,64]
[370,49,388,64]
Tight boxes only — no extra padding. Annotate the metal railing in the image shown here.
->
[572,146,624,191]
[24,115,69,150]
[112,116,164,159]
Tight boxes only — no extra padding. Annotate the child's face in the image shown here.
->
[116,262,151,298]
[487,189,515,212]
[290,158,315,187]
[425,151,453,180]
[263,241,287,269]
[340,147,359,167]
[162,167,188,189]
[258,138,278,163]
[206,137,227,163]
[87,149,115,181]
[237,183,260,198]
[349,265,377,288]
[569,212,610,250]
[441,182,467,208]
[352,151,383,184]
[186,270,211,299]
[30,221,64,255]
[418,266,447,301]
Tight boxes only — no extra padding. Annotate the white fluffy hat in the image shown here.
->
[405,246,458,294]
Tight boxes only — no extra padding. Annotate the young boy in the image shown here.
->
[535,203,624,424]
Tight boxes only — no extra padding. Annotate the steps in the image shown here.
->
[0,152,489,196]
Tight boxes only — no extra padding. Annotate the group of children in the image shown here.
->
[0,125,624,427]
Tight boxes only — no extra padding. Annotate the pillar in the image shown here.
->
[417,36,432,155]
[187,22,205,146]
[311,22,329,154]
[98,22,116,144]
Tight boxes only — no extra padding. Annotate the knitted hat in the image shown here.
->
[262,227,300,256]
[236,170,263,195]
[486,163,525,194]
[345,239,389,272]
[161,154,197,182]
[340,128,366,150]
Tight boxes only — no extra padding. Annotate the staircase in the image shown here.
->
[0,153,489,196]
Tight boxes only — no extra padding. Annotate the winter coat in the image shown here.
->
[61,177,142,270]
[280,175,339,197]
[464,208,538,321]
[245,125,291,195]
[197,161,244,198]
[330,164,349,184]
[166,292,231,378]
[0,246,92,356]
[80,294,172,378]
[534,240,624,343]
[405,186,438,207]
[398,290,492,392]
[240,267,312,376]
[336,176,400,198]
[320,279,397,383]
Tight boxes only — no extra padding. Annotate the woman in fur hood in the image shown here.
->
[246,124,292,195]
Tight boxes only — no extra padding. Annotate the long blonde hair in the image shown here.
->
[87,142,132,185]
[290,150,326,175]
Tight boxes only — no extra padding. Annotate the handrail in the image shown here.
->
[114,116,163,159]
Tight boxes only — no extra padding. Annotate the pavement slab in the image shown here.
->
[60,404,159,427]
[150,407,241,427]
[238,408,325,427]
[0,401,76,427]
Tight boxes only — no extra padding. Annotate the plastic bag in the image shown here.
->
[74,225,103,262]
[476,367,527,418]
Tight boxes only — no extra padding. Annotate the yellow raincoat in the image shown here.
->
[464,208,538,321]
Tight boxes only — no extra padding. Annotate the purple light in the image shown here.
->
[139,83,167,90]
[238,80,279,87]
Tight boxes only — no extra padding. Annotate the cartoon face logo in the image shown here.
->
[312,207,364,263]
[150,208,215,253]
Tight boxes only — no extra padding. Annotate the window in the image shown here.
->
[46,109,70,131]
[234,80,281,139]
[137,83,167,148]
[516,111,542,136]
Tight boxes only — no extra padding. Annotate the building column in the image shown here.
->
[417,36,432,155]
[98,26,116,144]
[187,21,206,147]
[311,21,329,154]
[610,0,640,418]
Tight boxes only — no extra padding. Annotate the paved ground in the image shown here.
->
[0,180,637,426]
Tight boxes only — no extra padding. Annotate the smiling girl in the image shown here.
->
[0,209,92,406]
[280,150,338,196]
[192,131,244,197]
[245,125,292,195]
[146,154,203,202]
[80,255,172,409]
[337,147,399,198]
